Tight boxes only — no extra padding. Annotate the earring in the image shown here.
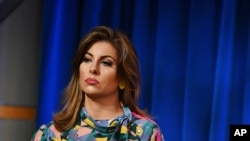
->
[119,83,125,90]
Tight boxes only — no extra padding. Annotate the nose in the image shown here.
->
[90,67,98,74]
[89,61,99,74]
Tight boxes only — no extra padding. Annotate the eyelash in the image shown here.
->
[82,57,91,63]
[82,57,113,66]
[101,61,112,66]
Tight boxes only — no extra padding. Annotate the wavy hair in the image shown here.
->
[53,26,149,131]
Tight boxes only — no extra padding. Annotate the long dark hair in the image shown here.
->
[53,26,149,131]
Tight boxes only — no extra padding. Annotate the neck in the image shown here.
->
[84,94,123,120]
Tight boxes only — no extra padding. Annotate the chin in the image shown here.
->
[84,91,100,95]
[83,89,102,96]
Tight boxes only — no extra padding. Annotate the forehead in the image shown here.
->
[87,41,118,58]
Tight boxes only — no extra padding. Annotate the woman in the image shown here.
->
[32,26,164,141]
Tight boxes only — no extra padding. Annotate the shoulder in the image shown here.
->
[31,122,60,141]
[132,112,159,128]
[131,112,165,141]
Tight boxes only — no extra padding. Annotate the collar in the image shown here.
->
[80,106,132,133]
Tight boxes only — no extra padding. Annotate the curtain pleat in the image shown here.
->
[209,0,236,140]
[38,0,81,123]
[182,0,217,140]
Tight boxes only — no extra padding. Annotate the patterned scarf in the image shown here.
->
[78,106,133,140]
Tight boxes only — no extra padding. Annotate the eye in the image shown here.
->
[82,57,92,63]
[101,61,113,66]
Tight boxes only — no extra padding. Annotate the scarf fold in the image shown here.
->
[80,106,133,140]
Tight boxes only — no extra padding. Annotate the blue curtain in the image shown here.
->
[37,0,250,140]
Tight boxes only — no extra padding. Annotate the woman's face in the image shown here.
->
[79,41,119,97]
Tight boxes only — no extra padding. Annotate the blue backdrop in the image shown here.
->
[37,0,250,141]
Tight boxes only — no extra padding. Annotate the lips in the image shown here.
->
[85,78,99,85]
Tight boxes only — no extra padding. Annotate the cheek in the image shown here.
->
[79,65,86,83]
[105,71,119,85]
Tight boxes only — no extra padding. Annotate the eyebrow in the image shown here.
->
[85,52,117,62]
